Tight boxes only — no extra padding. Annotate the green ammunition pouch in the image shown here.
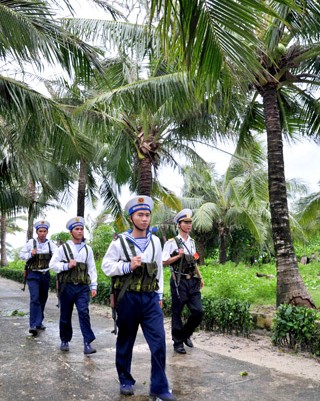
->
[58,243,90,285]
[112,235,159,294]
[27,240,52,271]
[172,238,196,276]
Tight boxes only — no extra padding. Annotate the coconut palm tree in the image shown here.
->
[149,0,320,306]
[181,140,271,264]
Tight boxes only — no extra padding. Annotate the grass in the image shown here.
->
[164,259,320,308]
[6,258,320,308]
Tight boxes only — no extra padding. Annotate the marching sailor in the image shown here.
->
[49,216,97,355]
[162,209,204,354]
[20,220,57,336]
[102,195,177,401]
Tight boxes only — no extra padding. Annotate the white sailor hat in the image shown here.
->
[174,209,193,224]
[34,220,50,230]
[66,216,85,231]
[125,195,154,216]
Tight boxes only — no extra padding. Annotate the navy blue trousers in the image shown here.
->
[170,276,203,347]
[27,270,50,328]
[59,283,95,344]
[116,291,169,395]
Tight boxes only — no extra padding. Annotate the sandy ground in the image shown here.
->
[189,328,320,382]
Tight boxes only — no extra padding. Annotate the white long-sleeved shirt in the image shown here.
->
[162,234,197,262]
[101,232,164,298]
[19,238,57,272]
[49,240,98,290]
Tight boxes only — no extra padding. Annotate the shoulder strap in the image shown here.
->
[125,238,137,257]
[175,237,183,249]
[33,239,37,249]
[48,241,52,256]
[119,235,154,262]
[62,243,72,262]
[150,238,155,262]
[83,244,88,263]
[118,235,133,261]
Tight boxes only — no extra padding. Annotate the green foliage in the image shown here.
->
[228,227,260,264]
[0,267,25,285]
[90,224,114,260]
[272,304,320,356]
[199,261,277,305]
[201,297,253,336]
[50,232,71,245]
[92,280,111,305]
[163,292,253,336]
[294,233,320,261]
[11,309,26,317]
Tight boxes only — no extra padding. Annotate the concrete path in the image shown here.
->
[0,277,319,401]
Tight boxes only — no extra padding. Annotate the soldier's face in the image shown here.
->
[179,221,192,233]
[37,228,48,242]
[71,226,84,240]
[131,211,151,231]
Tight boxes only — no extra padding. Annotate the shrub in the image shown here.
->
[201,296,253,336]
[272,304,320,355]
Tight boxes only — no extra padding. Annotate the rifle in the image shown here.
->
[110,271,133,335]
[56,276,60,308]
[170,266,180,299]
[170,239,184,299]
[21,256,36,291]
[110,291,117,335]
[21,240,37,291]
[21,262,29,291]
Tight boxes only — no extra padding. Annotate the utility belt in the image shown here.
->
[172,270,200,280]
[30,269,50,275]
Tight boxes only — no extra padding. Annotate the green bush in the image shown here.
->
[272,304,320,355]
[90,224,114,260]
[201,297,252,336]
[162,293,252,336]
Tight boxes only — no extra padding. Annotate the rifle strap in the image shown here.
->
[174,237,184,286]
[62,242,88,263]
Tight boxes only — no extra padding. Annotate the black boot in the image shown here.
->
[60,341,69,352]
[84,342,96,355]
[29,327,38,336]
[173,344,186,354]
[184,337,194,348]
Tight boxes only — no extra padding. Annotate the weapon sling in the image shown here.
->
[22,239,37,291]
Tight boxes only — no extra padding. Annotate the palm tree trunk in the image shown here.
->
[218,227,227,265]
[0,215,8,266]
[138,156,153,196]
[262,83,314,307]
[27,181,36,240]
[77,160,87,217]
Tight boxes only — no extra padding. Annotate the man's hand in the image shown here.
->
[31,249,37,256]
[91,289,97,298]
[130,256,142,270]
[177,249,184,257]
[69,259,77,269]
